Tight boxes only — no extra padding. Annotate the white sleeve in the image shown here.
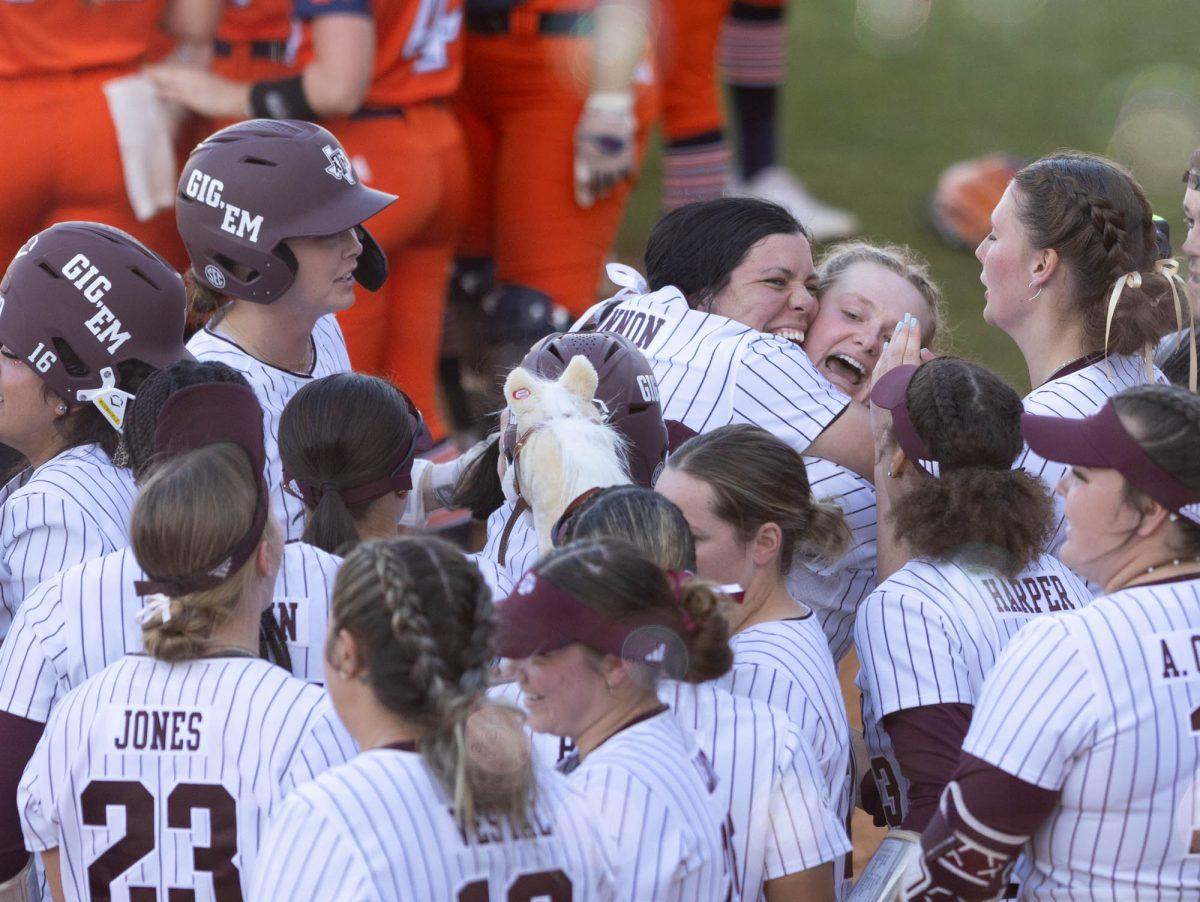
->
[0,579,65,722]
[250,791,371,902]
[17,715,60,853]
[279,700,359,796]
[764,726,851,878]
[731,337,849,451]
[961,617,1099,790]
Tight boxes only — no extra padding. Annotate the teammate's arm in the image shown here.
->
[804,404,874,479]
[296,13,376,117]
[39,848,64,902]
[766,864,835,902]
[882,703,972,831]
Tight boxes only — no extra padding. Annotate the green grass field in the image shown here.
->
[616,0,1200,391]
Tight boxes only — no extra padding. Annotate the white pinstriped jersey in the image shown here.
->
[568,709,731,901]
[0,444,136,642]
[467,551,515,601]
[573,286,848,452]
[854,555,1091,827]
[0,541,341,725]
[249,749,618,902]
[789,456,878,662]
[18,654,356,902]
[186,314,352,542]
[480,501,538,587]
[1017,354,1166,557]
[721,616,853,848]
[962,577,1200,899]
[491,680,851,901]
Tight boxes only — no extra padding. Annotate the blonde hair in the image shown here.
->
[132,443,275,661]
[817,240,947,349]
[329,537,534,834]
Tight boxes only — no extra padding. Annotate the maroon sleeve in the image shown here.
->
[904,753,1058,901]
[0,710,44,880]
[882,702,973,831]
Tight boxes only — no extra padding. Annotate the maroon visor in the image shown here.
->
[1022,401,1200,525]
[495,567,688,663]
[869,364,940,477]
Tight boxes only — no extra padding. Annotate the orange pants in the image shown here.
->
[0,67,185,271]
[455,22,657,317]
[331,103,468,441]
[658,0,785,141]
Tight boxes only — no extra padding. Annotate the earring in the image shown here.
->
[1025,280,1043,302]
[56,403,67,415]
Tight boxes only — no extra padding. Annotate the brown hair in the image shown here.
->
[889,358,1052,576]
[1013,151,1176,355]
[132,442,279,661]
[817,241,948,349]
[184,269,230,332]
[329,537,533,833]
[1112,384,1200,558]
[666,424,851,572]
[537,538,732,683]
[566,485,697,572]
[42,357,156,466]
[279,373,419,555]
[1184,146,1200,190]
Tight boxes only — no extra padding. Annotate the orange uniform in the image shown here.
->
[212,0,299,91]
[0,0,185,268]
[454,0,658,318]
[295,0,469,440]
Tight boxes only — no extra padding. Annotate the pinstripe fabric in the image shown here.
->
[186,315,352,542]
[963,578,1200,899]
[250,750,618,901]
[854,555,1091,827]
[0,445,136,641]
[480,502,538,588]
[18,655,355,901]
[0,541,342,726]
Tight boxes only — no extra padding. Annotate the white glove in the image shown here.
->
[574,90,636,209]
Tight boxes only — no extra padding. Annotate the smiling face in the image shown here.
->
[283,228,363,315]
[515,644,612,739]
[805,261,935,400]
[976,184,1041,334]
[1182,186,1200,305]
[1056,464,1144,586]
[0,345,66,465]
[706,232,817,343]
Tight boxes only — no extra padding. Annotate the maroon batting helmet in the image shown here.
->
[0,222,189,430]
[176,120,397,304]
[505,331,668,487]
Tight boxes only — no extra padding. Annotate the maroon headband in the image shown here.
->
[869,364,940,477]
[134,383,270,598]
[495,567,690,663]
[283,389,429,509]
[1022,401,1200,525]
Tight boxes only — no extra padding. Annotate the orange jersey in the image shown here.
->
[296,0,463,107]
[217,0,296,43]
[0,0,167,78]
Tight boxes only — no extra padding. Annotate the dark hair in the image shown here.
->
[645,197,807,311]
[564,485,696,571]
[1112,384,1200,558]
[279,373,418,555]
[45,357,156,465]
[329,537,532,832]
[450,434,505,520]
[125,360,252,481]
[1185,146,1200,190]
[887,358,1052,576]
[184,268,229,331]
[666,424,851,573]
[1013,152,1177,355]
[537,538,731,683]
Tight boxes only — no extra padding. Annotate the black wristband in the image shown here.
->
[248,75,318,121]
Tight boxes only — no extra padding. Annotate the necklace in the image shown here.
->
[1139,557,1200,577]
[218,316,315,374]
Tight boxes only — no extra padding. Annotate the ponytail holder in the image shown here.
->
[606,263,649,296]
[665,569,697,634]
[135,593,173,626]
[320,480,340,497]
[1155,258,1198,392]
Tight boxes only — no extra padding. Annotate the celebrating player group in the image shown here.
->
[0,0,1198,900]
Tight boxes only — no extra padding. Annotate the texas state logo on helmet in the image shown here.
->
[175,120,398,304]
[0,222,189,431]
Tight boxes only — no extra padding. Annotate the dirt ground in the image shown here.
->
[840,650,887,876]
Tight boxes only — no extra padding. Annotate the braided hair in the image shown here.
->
[1112,384,1200,557]
[888,358,1053,577]
[1013,152,1177,356]
[123,360,290,670]
[328,536,533,834]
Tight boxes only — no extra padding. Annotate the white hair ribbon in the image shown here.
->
[1103,272,1142,382]
[605,263,649,296]
[135,593,173,625]
[1155,258,1198,392]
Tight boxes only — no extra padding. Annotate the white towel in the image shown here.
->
[102,73,184,222]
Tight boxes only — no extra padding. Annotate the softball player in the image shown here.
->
[906,384,1200,900]
[656,425,854,847]
[176,119,396,542]
[0,222,188,641]
[977,152,1177,558]
[16,402,354,901]
[574,198,876,480]
[251,536,618,901]
[561,484,851,900]
[854,358,1091,834]
[497,538,734,901]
